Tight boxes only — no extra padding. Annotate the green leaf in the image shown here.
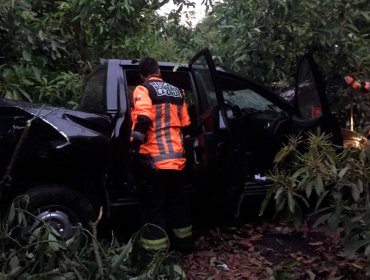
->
[274,147,289,163]
[32,67,41,82]
[111,237,133,269]
[18,88,32,102]
[7,201,15,224]
[343,236,369,257]
[9,255,19,270]
[266,267,274,276]
[295,193,309,208]
[338,166,349,179]
[360,11,370,21]
[314,175,324,195]
[22,50,31,62]
[313,213,331,227]
[220,25,235,29]
[364,244,370,256]
[306,269,316,280]
[315,190,330,211]
[276,197,286,212]
[27,34,34,44]
[305,181,313,198]
[351,187,360,201]
[48,233,61,252]
[8,266,21,278]
[259,185,278,216]
[274,187,283,200]
[173,264,186,278]
[347,24,359,33]
[356,179,363,194]
[287,190,295,213]
[38,30,45,41]
[328,213,338,232]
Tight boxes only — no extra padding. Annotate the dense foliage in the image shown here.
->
[0,0,195,107]
[2,0,369,108]
[190,0,370,135]
[330,84,370,135]
[195,0,370,89]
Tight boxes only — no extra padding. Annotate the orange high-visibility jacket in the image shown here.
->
[131,77,191,170]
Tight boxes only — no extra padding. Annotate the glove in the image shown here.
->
[128,139,143,155]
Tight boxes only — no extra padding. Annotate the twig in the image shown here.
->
[90,206,104,275]
[0,105,46,189]
[0,119,32,187]
[72,266,84,280]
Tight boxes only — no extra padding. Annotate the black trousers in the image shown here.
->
[138,169,193,253]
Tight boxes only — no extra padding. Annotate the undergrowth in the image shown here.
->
[0,195,185,280]
[260,130,370,275]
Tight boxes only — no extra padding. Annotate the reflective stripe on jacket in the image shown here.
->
[131,77,191,170]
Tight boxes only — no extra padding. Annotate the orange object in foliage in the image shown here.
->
[363,81,369,92]
[131,77,191,170]
[344,75,361,89]
[344,75,370,93]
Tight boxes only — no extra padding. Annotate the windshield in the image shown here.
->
[223,88,282,113]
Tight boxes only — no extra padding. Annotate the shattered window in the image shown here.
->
[79,65,107,114]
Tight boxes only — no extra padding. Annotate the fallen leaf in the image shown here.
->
[249,257,262,267]
[302,258,317,265]
[309,241,323,246]
[229,255,241,269]
[240,271,252,278]
[250,234,263,241]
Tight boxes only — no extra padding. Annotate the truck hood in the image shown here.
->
[0,98,112,145]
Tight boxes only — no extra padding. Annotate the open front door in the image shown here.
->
[293,54,341,144]
[188,48,232,180]
[189,48,225,111]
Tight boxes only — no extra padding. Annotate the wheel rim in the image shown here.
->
[32,210,74,238]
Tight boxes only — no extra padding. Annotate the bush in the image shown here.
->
[260,130,370,272]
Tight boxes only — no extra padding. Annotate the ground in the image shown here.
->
[108,200,368,279]
[182,222,366,279]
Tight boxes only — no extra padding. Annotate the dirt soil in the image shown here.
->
[182,222,366,279]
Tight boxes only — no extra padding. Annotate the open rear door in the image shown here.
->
[295,55,325,122]
[293,54,342,144]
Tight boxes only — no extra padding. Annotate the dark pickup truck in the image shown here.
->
[0,48,342,237]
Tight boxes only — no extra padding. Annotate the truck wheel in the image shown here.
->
[23,185,96,239]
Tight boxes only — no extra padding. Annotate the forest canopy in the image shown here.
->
[1,0,369,107]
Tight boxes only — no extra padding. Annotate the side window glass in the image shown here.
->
[79,66,107,114]
[221,76,282,113]
[191,56,218,112]
[296,59,322,120]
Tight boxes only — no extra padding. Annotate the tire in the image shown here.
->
[23,185,96,239]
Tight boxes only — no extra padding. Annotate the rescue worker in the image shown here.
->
[129,57,193,258]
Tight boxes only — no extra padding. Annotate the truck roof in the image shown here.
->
[100,58,189,69]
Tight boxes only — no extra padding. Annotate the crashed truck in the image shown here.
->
[0,48,342,238]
